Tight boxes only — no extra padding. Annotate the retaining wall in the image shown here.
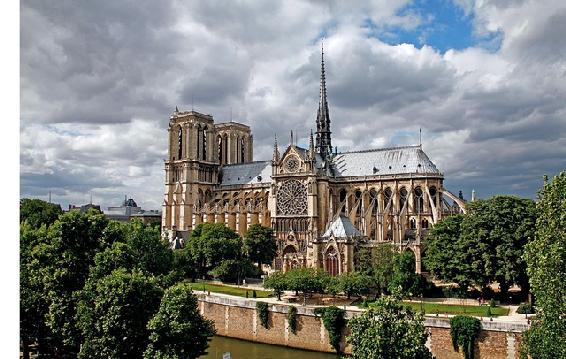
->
[197,294,527,358]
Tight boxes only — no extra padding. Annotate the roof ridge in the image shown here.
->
[221,160,270,167]
[337,145,421,155]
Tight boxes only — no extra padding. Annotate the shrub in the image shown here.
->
[256,302,269,328]
[490,298,496,307]
[450,315,482,359]
[314,306,346,353]
[287,306,298,334]
[517,302,535,314]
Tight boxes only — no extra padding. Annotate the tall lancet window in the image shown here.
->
[177,127,183,159]
[240,137,245,163]
[218,135,223,164]
[202,126,208,160]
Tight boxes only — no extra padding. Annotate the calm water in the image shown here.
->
[201,336,339,359]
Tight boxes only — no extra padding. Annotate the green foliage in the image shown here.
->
[425,196,536,296]
[372,244,396,296]
[208,258,259,284]
[187,223,242,278]
[348,296,432,359]
[144,281,216,359]
[450,315,482,359]
[243,224,276,266]
[76,269,163,359]
[256,302,269,328]
[124,220,173,277]
[516,302,534,314]
[287,306,298,334]
[286,267,327,305]
[490,298,496,308]
[337,271,372,299]
[20,198,63,228]
[389,251,426,297]
[314,306,346,353]
[264,271,288,300]
[522,171,566,359]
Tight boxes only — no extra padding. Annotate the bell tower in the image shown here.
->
[162,109,219,240]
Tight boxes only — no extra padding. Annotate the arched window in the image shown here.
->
[384,187,393,213]
[177,127,183,160]
[410,218,416,229]
[326,246,339,276]
[339,189,347,214]
[241,137,245,163]
[369,189,378,215]
[429,186,437,207]
[223,134,228,164]
[414,187,424,213]
[399,187,408,211]
[217,135,223,164]
[202,126,208,160]
[196,125,201,159]
[422,219,429,229]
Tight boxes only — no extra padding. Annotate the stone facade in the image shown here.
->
[162,51,466,273]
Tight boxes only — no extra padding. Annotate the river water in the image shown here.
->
[202,336,339,359]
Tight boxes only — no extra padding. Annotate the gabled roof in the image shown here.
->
[332,145,441,177]
[219,161,272,186]
[322,214,362,238]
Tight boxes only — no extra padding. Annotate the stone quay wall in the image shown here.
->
[197,294,527,358]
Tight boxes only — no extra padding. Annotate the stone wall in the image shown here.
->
[198,294,527,358]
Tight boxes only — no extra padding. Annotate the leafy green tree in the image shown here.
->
[423,215,472,288]
[20,222,51,358]
[144,281,216,359]
[209,258,259,284]
[460,196,535,296]
[76,269,162,359]
[347,296,433,359]
[372,244,396,296]
[286,267,323,305]
[389,251,425,297]
[522,172,566,359]
[355,247,374,275]
[338,272,372,299]
[20,198,63,228]
[243,224,276,266]
[35,210,109,356]
[187,223,242,278]
[124,220,173,277]
[169,246,196,282]
[263,271,288,300]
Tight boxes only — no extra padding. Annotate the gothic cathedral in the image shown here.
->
[161,50,466,274]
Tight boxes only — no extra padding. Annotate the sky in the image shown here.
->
[20,0,566,211]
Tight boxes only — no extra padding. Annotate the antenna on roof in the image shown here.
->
[419,128,422,148]
[191,94,194,111]
[290,130,294,146]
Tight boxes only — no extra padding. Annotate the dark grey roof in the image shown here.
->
[322,215,362,238]
[332,145,441,177]
[219,161,272,186]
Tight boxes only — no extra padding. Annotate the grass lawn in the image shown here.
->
[364,300,509,317]
[398,301,509,317]
[191,281,272,298]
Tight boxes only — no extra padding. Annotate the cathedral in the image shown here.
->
[161,50,466,274]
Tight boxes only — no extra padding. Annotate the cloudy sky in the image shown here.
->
[20,0,566,211]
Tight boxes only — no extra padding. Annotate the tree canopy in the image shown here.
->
[144,281,216,359]
[243,224,276,266]
[522,172,566,359]
[347,296,433,359]
[20,198,63,228]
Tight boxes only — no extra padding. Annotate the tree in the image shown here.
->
[208,258,259,284]
[372,244,396,296]
[76,269,163,359]
[389,251,425,297]
[347,296,433,359]
[522,172,566,359]
[187,223,242,278]
[286,267,323,305]
[460,196,535,296]
[144,282,216,359]
[124,220,173,277]
[423,215,472,288]
[36,210,109,356]
[263,271,288,300]
[243,224,276,267]
[338,272,372,299]
[20,198,63,228]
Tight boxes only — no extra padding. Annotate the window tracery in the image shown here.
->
[276,179,308,215]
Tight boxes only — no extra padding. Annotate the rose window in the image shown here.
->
[277,179,308,215]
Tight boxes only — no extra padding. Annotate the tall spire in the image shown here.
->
[272,134,280,162]
[315,40,332,159]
